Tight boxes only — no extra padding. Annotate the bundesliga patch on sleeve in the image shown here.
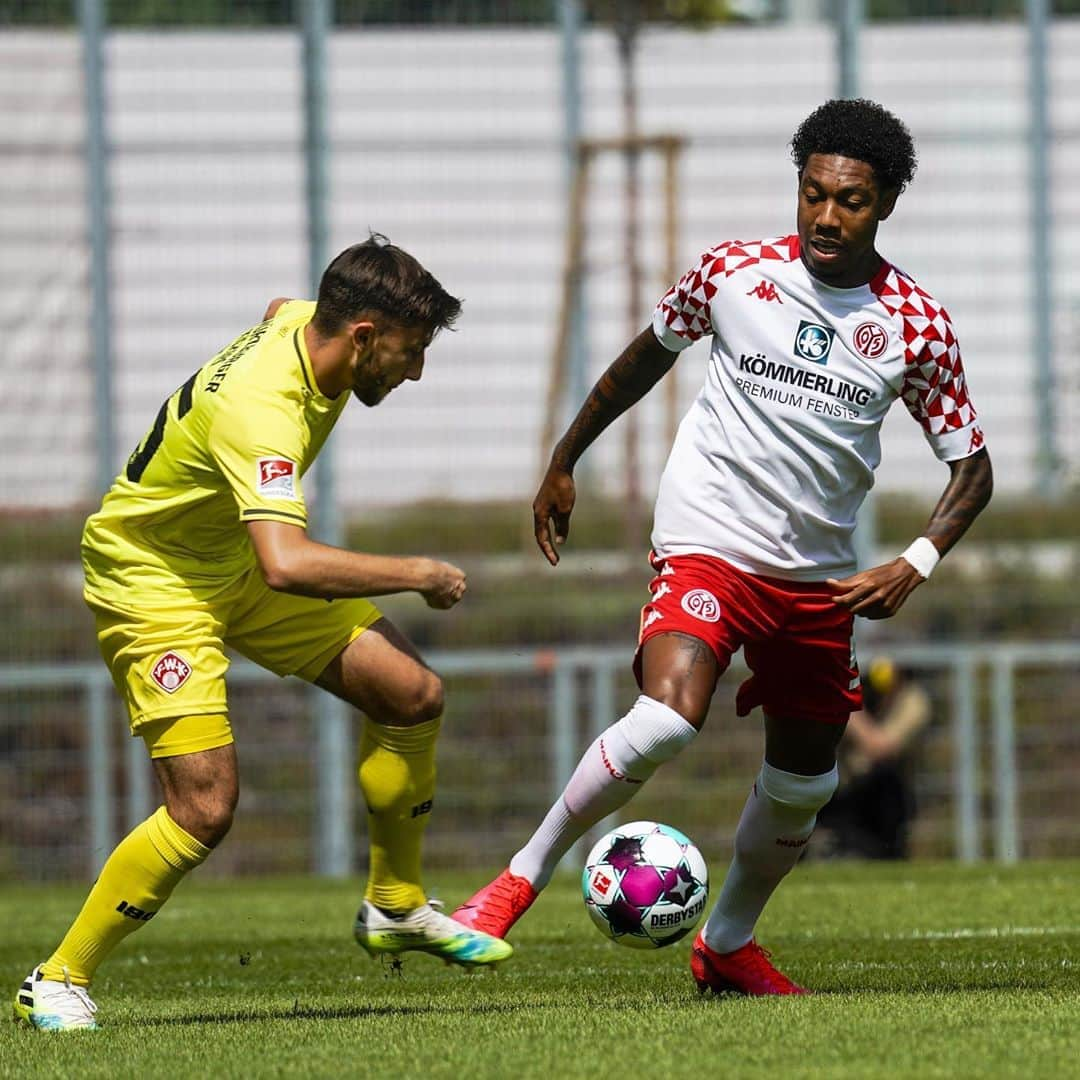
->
[256,457,298,499]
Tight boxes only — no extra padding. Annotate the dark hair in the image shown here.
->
[313,233,462,337]
[790,99,917,194]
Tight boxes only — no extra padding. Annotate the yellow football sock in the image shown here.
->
[358,716,440,913]
[40,806,210,987]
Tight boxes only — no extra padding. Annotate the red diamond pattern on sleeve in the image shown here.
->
[657,236,801,346]
[871,265,976,436]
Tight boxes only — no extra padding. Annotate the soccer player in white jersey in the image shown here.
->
[453,99,993,995]
[14,235,511,1032]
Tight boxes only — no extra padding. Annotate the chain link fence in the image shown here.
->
[1,1,1078,881]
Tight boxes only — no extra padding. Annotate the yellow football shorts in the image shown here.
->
[87,565,382,758]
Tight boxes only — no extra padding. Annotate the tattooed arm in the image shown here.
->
[922,448,995,557]
[828,448,993,619]
[533,327,678,565]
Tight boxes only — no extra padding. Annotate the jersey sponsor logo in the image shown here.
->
[968,426,985,452]
[257,457,297,499]
[853,321,888,359]
[746,280,783,304]
[680,588,721,623]
[150,651,192,693]
[794,320,835,364]
[738,353,872,407]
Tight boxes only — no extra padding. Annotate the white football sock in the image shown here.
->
[509,695,697,889]
[702,761,838,954]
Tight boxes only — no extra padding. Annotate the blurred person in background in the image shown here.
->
[14,235,511,1033]
[816,656,932,860]
[453,99,993,995]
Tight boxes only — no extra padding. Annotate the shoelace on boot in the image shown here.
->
[61,966,98,1019]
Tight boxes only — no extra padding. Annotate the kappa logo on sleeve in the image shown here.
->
[150,651,192,693]
[257,457,297,499]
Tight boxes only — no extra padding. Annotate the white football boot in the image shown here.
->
[354,899,513,967]
[13,966,98,1031]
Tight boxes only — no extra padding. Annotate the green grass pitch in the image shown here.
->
[3,861,1078,1078]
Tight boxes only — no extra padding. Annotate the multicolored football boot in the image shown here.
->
[354,899,513,967]
[13,966,98,1031]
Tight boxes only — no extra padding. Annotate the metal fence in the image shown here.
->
[3,640,1078,883]
[1,3,1077,887]
[1,11,1077,511]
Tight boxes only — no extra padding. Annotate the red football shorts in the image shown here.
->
[633,552,861,724]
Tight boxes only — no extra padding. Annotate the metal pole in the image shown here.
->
[951,653,980,863]
[615,3,644,550]
[552,661,579,871]
[557,0,589,469]
[990,657,1020,863]
[125,732,152,831]
[834,0,862,101]
[1027,0,1059,494]
[833,0,878,653]
[87,679,113,875]
[78,0,115,494]
[301,0,351,879]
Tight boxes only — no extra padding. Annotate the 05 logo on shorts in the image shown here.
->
[680,589,721,623]
[150,651,192,694]
[257,457,297,499]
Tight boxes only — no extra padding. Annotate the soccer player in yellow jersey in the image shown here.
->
[14,234,512,1032]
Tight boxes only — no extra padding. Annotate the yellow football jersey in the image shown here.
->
[83,300,348,606]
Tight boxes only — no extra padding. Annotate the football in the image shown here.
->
[581,820,709,949]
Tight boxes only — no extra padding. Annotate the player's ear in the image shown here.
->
[351,321,377,351]
[877,188,899,222]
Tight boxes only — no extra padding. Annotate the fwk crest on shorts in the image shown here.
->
[633,553,861,723]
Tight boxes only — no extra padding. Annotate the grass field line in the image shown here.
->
[871,925,1078,941]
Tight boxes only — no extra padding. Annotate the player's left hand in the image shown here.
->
[827,557,926,620]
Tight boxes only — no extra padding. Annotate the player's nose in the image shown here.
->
[816,198,840,229]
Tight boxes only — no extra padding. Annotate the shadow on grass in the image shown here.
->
[132,973,1079,1027]
[148,999,548,1028]
[791,977,1077,997]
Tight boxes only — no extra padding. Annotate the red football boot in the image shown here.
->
[691,932,807,996]
[451,868,538,939]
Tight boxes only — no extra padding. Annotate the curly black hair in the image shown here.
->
[790,99,917,194]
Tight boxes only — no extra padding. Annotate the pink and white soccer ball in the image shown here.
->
[582,820,709,949]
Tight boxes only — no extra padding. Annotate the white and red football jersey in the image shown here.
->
[650,234,985,581]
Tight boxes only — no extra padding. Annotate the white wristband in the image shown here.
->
[900,537,940,579]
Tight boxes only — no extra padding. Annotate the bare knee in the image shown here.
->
[639,672,712,730]
[153,743,239,848]
[391,669,444,726]
[166,786,236,848]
